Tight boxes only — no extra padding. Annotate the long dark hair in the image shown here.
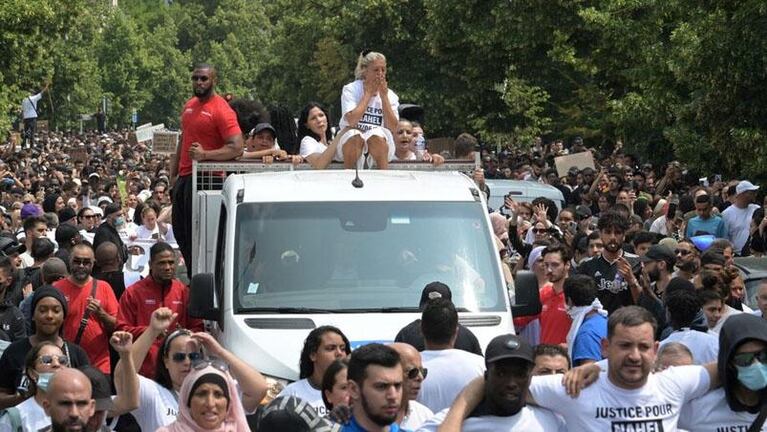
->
[269,105,299,155]
[25,341,65,395]
[155,328,192,390]
[321,358,349,411]
[298,326,351,380]
[297,102,332,145]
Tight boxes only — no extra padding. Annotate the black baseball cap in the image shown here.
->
[0,236,26,256]
[485,334,534,366]
[418,282,452,309]
[640,244,676,267]
[250,123,277,138]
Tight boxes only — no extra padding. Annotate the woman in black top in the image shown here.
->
[0,285,89,408]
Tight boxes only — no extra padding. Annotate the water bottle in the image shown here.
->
[414,136,426,159]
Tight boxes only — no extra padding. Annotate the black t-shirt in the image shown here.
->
[0,304,26,343]
[394,320,483,356]
[576,252,642,314]
[94,270,126,301]
[0,337,90,391]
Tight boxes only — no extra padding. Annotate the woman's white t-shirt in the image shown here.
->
[132,376,179,432]
[339,80,399,132]
[277,378,326,416]
[135,223,176,244]
[300,136,331,159]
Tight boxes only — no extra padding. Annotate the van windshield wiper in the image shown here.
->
[240,307,336,314]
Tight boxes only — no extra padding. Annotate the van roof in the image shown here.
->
[227,170,482,203]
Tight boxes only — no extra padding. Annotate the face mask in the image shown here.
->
[736,362,767,391]
[36,372,55,392]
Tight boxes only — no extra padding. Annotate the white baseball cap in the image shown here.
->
[736,180,759,195]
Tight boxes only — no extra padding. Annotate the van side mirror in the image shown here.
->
[511,270,542,317]
[189,273,220,321]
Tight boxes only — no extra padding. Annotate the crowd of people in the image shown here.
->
[0,48,765,432]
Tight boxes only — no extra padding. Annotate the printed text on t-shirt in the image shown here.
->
[359,107,383,131]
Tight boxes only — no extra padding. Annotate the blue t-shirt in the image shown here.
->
[685,215,727,238]
[572,313,607,365]
[342,416,406,432]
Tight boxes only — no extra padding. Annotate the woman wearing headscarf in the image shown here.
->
[157,364,250,432]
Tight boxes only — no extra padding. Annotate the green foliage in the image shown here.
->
[0,0,765,180]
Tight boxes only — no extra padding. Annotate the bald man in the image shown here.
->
[390,342,433,430]
[655,341,694,372]
[42,368,95,432]
[93,241,126,300]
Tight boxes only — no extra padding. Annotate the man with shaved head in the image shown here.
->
[389,342,433,430]
[42,368,95,432]
[93,242,125,300]
[171,63,243,279]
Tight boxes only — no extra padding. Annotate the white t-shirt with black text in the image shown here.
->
[131,376,179,432]
[339,80,399,133]
[415,405,566,432]
[278,378,327,416]
[417,349,486,413]
[529,365,711,431]
[678,387,764,431]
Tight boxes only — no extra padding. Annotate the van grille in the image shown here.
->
[244,318,316,329]
[458,315,502,327]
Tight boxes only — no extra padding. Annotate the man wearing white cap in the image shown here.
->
[722,180,760,255]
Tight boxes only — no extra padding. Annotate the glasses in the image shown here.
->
[171,352,203,363]
[192,358,229,373]
[82,215,97,219]
[675,249,692,256]
[733,350,767,368]
[38,355,69,366]
[405,367,428,380]
[71,258,93,266]
[191,75,210,82]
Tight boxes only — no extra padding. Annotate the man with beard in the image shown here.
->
[538,245,571,345]
[42,368,95,432]
[674,238,700,281]
[54,243,118,375]
[388,343,432,430]
[440,306,720,431]
[117,242,203,377]
[417,334,565,431]
[342,343,404,432]
[92,204,128,270]
[170,64,243,279]
[640,244,675,298]
[577,210,642,313]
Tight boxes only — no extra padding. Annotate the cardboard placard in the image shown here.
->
[554,151,595,177]
[37,120,49,132]
[70,146,88,163]
[152,131,179,154]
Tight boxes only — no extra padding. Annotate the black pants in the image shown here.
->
[172,175,193,280]
[22,118,36,148]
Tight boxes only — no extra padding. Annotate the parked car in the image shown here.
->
[733,256,767,310]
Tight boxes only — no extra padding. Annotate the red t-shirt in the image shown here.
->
[178,94,241,177]
[539,283,571,345]
[54,278,119,374]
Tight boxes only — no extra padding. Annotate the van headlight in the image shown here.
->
[260,374,291,405]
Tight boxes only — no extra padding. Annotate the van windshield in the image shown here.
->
[233,201,505,313]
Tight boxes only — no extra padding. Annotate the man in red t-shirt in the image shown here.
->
[116,242,203,377]
[53,243,118,374]
[539,244,572,345]
[170,63,243,278]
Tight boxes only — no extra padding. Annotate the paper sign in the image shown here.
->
[134,123,165,143]
[152,131,179,154]
[70,146,88,163]
[554,152,595,176]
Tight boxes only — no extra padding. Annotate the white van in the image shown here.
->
[188,161,515,389]
[485,179,565,212]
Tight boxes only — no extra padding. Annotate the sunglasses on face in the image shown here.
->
[71,258,93,266]
[405,367,428,380]
[733,349,767,368]
[675,249,692,256]
[38,355,69,366]
[171,351,203,363]
[191,75,210,82]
